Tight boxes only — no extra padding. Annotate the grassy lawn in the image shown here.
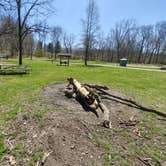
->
[0,58,166,162]
[0,58,166,120]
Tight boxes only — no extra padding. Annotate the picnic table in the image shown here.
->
[0,64,31,74]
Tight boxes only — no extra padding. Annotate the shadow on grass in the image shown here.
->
[0,72,29,75]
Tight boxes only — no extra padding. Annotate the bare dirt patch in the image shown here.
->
[1,83,165,166]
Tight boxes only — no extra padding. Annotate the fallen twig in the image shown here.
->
[137,156,152,166]
[119,120,139,126]
[7,139,14,151]
[9,156,16,166]
[41,151,52,166]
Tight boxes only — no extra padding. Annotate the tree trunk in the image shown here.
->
[17,0,22,65]
[30,51,33,60]
[84,46,88,66]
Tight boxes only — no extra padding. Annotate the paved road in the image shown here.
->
[89,64,166,72]
[85,64,166,72]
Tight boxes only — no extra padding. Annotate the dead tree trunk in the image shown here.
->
[65,78,112,128]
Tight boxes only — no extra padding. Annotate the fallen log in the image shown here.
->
[65,78,112,128]
[65,80,165,129]
[98,102,112,128]
[119,120,139,126]
[66,78,99,110]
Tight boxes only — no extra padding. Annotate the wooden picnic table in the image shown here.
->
[0,64,31,74]
[0,64,19,69]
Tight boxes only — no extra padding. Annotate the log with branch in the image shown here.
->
[65,78,112,128]
[64,78,166,129]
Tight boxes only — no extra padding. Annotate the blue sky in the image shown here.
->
[48,0,166,35]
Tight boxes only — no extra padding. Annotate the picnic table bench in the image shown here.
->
[0,64,31,74]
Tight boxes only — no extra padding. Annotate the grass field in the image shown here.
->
[1,58,166,112]
[0,58,166,163]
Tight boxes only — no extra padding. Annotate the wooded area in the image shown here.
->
[0,0,166,65]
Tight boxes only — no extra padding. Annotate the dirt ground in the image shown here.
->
[1,83,166,166]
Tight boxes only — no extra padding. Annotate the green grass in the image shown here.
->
[28,146,44,166]
[0,58,165,120]
[0,132,6,159]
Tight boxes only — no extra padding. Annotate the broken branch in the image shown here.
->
[86,84,166,118]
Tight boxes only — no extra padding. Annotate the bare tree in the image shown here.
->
[0,16,18,56]
[4,0,55,65]
[154,21,166,64]
[47,42,54,58]
[112,19,136,61]
[82,0,100,66]
[136,26,147,63]
[54,41,61,57]
[23,33,34,59]
[104,31,115,62]
[40,25,48,57]
[96,32,106,61]
[51,26,62,59]
[0,0,10,12]
[0,15,16,36]
[90,18,166,64]
[63,32,75,53]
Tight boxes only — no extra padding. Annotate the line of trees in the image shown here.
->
[90,19,166,64]
[81,0,166,65]
[81,0,100,65]
[34,26,75,59]
[0,0,55,64]
[0,15,35,58]
[0,0,166,65]
[0,14,76,60]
